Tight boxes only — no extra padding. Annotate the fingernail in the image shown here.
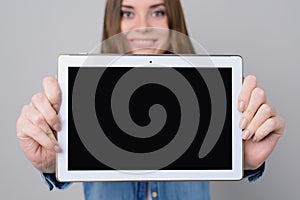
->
[252,136,258,143]
[239,101,245,112]
[54,145,62,153]
[53,123,61,131]
[239,117,248,129]
[242,129,250,140]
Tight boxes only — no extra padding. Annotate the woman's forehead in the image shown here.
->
[121,0,165,7]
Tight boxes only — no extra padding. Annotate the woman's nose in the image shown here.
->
[134,16,151,32]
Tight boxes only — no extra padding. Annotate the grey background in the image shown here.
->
[0,0,298,199]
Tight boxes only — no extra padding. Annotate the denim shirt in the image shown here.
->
[42,163,264,200]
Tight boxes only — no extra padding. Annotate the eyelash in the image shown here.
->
[121,11,134,18]
[121,9,166,19]
[152,10,166,17]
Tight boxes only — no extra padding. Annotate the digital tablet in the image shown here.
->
[57,54,243,182]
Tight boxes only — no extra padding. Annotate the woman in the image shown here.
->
[16,0,285,199]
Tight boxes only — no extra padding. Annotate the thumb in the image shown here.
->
[43,76,61,113]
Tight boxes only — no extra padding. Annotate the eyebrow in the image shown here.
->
[121,3,165,9]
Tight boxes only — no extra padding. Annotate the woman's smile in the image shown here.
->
[128,38,157,48]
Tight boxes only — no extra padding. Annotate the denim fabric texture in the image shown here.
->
[42,163,264,200]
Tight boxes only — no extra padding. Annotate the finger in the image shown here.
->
[17,115,60,152]
[242,103,275,140]
[239,87,266,129]
[43,76,61,113]
[31,93,61,132]
[22,104,54,138]
[252,115,284,142]
[238,75,257,112]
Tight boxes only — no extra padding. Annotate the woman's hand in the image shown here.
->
[238,75,285,170]
[16,77,62,173]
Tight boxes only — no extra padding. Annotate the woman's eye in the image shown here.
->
[121,11,134,18]
[152,10,166,17]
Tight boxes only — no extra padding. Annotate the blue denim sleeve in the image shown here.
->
[243,162,265,182]
[41,173,72,191]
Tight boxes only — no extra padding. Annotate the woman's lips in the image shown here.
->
[128,39,157,48]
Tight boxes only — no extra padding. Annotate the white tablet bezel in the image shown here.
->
[57,54,243,182]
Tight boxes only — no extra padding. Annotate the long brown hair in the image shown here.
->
[101,0,195,54]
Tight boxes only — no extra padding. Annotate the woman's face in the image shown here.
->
[120,0,170,54]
